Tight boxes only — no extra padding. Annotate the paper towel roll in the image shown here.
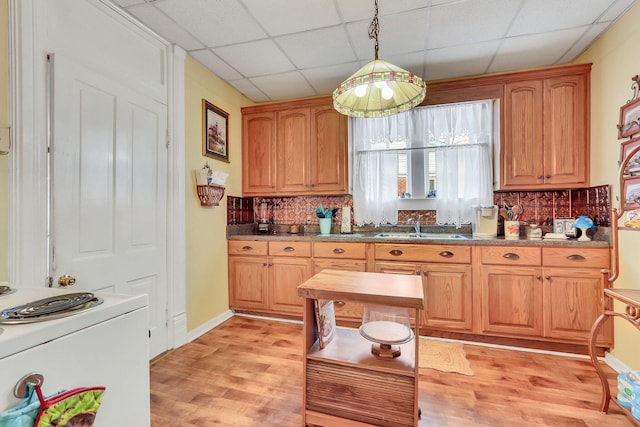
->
[340,206,352,233]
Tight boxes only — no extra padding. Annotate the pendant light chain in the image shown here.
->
[368,0,380,60]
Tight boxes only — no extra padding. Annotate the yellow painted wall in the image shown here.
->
[0,0,9,281]
[576,2,640,369]
[184,56,252,330]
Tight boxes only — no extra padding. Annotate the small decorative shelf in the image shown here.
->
[196,184,225,206]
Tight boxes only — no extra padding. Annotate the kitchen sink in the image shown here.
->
[374,232,469,239]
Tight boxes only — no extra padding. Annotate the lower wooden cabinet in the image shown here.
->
[228,238,612,349]
[374,243,474,333]
[228,240,311,316]
[479,246,612,346]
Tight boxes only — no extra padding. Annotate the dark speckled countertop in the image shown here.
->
[227,224,611,247]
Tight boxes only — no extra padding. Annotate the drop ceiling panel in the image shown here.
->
[276,26,356,69]
[302,62,365,95]
[425,40,501,81]
[154,0,266,47]
[214,39,296,77]
[249,72,317,100]
[242,0,342,36]
[427,0,521,49]
[127,3,205,51]
[228,79,270,103]
[508,0,613,37]
[190,50,243,81]
[337,0,431,22]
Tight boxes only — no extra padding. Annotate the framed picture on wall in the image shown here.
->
[623,175,640,210]
[617,97,640,139]
[203,99,229,162]
[620,138,640,175]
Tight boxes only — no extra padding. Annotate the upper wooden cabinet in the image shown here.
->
[242,97,348,196]
[503,68,589,189]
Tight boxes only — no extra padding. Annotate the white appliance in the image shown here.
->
[0,287,150,426]
[472,205,499,239]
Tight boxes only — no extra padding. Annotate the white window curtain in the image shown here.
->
[350,100,494,227]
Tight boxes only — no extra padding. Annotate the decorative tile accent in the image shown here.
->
[227,185,611,227]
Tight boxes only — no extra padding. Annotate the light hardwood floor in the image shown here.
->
[150,316,634,427]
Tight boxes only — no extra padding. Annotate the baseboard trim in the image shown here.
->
[605,352,631,373]
[186,309,234,343]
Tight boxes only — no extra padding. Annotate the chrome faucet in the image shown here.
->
[408,215,422,236]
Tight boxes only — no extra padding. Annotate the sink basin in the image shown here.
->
[375,232,468,240]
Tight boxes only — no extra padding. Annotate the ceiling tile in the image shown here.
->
[337,0,432,22]
[127,4,205,51]
[250,72,318,100]
[425,40,501,81]
[190,50,243,80]
[227,79,270,102]
[276,26,356,69]
[154,0,266,47]
[427,0,521,49]
[112,0,146,7]
[214,39,296,77]
[509,0,612,36]
[346,8,429,60]
[489,27,588,73]
[598,0,637,22]
[241,0,341,36]
[557,22,609,63]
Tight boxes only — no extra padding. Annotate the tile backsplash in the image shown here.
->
[227,185,610,227]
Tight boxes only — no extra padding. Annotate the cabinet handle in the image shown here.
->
[503,252,520,260]
[545,175,551,179]
[415,270,421,275]
[566,254,586,261]
[334,301,346,307]
[333,248,346,254]
[439,251,453,258]
[268,263,273,267]
[242,245,253,251]
[422,271,428,276]
[545,275,551,280]
[390,249,403,256]
[284,246,295,252]
[536,275,542,281]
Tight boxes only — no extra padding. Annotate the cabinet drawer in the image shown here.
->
[542,247,609,269]
[269,241,312,257]
[313,242,366,259]
[375,244,471,264]
[228,240,268,256]
[481,246,541,266]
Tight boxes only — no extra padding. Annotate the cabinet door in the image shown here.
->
[276,108,311,193]
[543,268,612,345]
[422,264,473,332]
[242,112,277,195]
[481,266,543,337]
[228,256,268,310]
[503,80,544,188]
[542,74,588,187]
[310,105,348,194]
[269,257,312,315]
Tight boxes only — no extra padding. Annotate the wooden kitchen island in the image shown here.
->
[297,269,424,427]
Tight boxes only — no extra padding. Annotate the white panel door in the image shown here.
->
[50,53,168,358]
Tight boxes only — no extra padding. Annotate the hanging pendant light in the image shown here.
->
[333,0,427,118]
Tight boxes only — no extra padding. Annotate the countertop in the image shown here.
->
[227,224,611,247]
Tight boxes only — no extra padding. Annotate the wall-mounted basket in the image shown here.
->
[197,184,225,206]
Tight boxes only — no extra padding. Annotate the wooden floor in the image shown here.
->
[150,316,634,427]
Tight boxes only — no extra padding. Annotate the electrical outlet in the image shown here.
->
[0,127,10,154]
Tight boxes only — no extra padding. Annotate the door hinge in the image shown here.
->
[47,276,53,288]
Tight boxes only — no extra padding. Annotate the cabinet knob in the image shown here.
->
[334,301,346,307]
[566,254,585,261]
[536,275,542,281]
[242,245,253,251]
[439,251,454,258]
[545,275,551,280]
[284,246,295,252]
[545,175,551,179]
[422,271,428,276]
[503,252,520,260]
[390,249,403,256]
[333,248,346,254]
[415,270,421,275]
